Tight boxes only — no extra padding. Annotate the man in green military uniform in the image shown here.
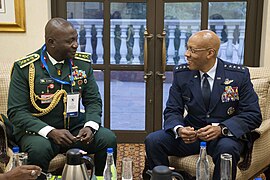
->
[8,18,116,179]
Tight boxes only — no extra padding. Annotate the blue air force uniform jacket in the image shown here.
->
[164,59,262,139]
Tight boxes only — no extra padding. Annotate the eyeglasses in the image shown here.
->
[186,47,215,54]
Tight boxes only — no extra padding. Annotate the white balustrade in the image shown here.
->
[69,19,246,65]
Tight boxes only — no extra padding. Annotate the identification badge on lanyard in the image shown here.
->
[67,93,80,117]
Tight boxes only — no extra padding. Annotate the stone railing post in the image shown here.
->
[96,25,104,64]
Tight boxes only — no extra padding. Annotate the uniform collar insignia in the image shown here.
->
[224,78,234,85]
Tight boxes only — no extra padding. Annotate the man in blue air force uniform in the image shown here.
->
[8,18,116,179]
[145,30,262,180]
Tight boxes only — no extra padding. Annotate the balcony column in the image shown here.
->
[120,25,128,64]
[75,27,81,51]
[179,26,188,64]
[85,26,92,53]
[110,25,115,64]
[166,25,176,65]
[238,26,245,64]
[96,25,104,64]
[215,25,223,58]
[226,25,234,62]
[132,25,141,64]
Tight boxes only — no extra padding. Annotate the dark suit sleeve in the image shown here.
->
[8,63,49,133]
[222,68,262,138]
[82,64,102,124]
[163,71,185,131]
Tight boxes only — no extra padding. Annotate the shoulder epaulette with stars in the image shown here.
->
[15,53,40,68]
[224,63,246,72]
[174,64,190,72]
[74,52,92,63]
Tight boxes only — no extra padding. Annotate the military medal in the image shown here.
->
[72,81,76,86]
[78,80,83,86]
[227,107,235,115]
[221,86,239,102]
[49,83,54,89]
[224,78,234,85]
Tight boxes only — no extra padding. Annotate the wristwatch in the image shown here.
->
[89,127,97,135]
[219,124,229,136]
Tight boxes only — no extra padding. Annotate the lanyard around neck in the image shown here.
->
[40,44,74,85]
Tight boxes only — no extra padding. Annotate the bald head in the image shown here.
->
[45,18,74,40]
[189,30,221,56]
[44,18,78,61]
[185,30,221,72]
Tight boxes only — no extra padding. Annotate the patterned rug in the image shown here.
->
[117,143,145,180]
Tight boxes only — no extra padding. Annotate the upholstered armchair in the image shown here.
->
[0,62,66,174]
[168,67,270,180]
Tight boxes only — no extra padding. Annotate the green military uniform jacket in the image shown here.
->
[8,48,102,141]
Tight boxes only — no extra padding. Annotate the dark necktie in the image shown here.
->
[55,63,63,76]
[202,73,211,111]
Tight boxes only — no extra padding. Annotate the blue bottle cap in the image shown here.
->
[200,141,206,147]
[107,148,113,153]
[12,146,20,153]
[254,178,262,180]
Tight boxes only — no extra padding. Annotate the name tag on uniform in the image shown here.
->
[67,93,80,117]
[40,78,54,85]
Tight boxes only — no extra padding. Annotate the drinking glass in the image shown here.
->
[220,153,232,180]
[122,157,133,180]
[18,152,28,166]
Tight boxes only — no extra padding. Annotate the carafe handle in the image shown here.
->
[171,172,184,180]
[82,156,95,179]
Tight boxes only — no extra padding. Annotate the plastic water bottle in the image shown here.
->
[12,146,28,168]
[12,146,20,168]
[196,142,209,180]
[103,148,117,180]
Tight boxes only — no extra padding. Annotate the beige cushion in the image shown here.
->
[251,78,270,119]
[48,154,66,173]
[0,63,12,117]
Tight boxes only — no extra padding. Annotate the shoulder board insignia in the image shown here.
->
[74,52,92,63]
[224,63,246,72]
[16,54,40,68]
[175,64,190,72]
